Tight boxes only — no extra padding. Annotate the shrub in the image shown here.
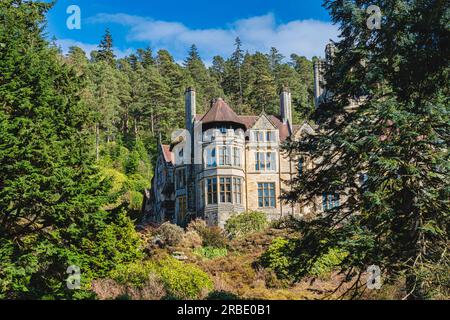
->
[193,247,228,260]
[181,231,203,249]
[309,248,348,277]
[153,257,214,299]
[200,227,228,248]
[110,257,213,300]
[187,219,228,248]
[260,237,295,280]
[156,223,185,247]
[186,219,208,234]
[225,211,268,238]
[261,237,348,280]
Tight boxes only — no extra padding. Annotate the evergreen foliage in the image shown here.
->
[282,0,449,299]
[0,0,143,299]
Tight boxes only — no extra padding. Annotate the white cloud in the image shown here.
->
[87,12,338,63]
[55,38,134,59]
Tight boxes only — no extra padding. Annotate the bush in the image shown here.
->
[156,223,185,247]
[181,231,203,249]
[201,227,228,248]
[154,257,214,299]
[193,247,228,260]
[309,248,348,277]
[186,219,208,234]
[261,237,348,280]
[260,237,295,280]
[110,256,213,299]
[225,211,268,238]
[187,219,228,248]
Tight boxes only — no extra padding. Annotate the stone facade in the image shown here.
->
[144,86,328,228]
[143,45,342,228]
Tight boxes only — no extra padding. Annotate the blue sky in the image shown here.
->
[46,0,338,64]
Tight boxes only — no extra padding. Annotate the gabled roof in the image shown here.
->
[194,98,295,141]
[230,114,291,141]
[161,144,174,164]
[200,98,243,125]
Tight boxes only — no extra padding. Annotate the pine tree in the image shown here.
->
[243,52,277,114]
[223,37,245,110]
[283,0,449,299]
[184,44,223,113]
[0,0,141,299]
[268,47,284,72]
[96,28,116,67]
[137,47,154,68]
[210,55,226,84]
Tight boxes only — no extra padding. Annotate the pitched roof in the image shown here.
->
[233,115,291,141]
[200,98,243,125]
[194,98,293,141]
[161,144,174,164]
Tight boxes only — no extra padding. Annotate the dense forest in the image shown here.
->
[0,0,448,300]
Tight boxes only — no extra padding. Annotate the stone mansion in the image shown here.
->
[143,46,338,227]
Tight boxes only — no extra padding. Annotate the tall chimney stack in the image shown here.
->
[280,86,292,131]
[185,87,196,132]
[313,60,324,108]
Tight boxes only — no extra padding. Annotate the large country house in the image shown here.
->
[143,45,338,228]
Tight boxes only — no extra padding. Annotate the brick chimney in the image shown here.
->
[280,86,292,131]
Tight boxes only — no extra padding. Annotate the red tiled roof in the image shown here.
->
[161,144,174,164]
[194,98,293,141]
[200,98,243,125]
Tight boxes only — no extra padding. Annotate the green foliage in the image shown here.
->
[0,1,143,299]
[261,238,348,280]
[260,238,295,280]
[309,248,349,277]
[193,247,228,260]
[110,261,155,288]
[111,257,213,300]
[283,0,450,299]
[225,211,268,238]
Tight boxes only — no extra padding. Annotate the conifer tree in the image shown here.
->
[283,0,449,299]
[96,28,116,67]
[223,37,245,110]
[0,0,141,299]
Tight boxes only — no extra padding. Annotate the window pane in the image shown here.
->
[255,153,260,171]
